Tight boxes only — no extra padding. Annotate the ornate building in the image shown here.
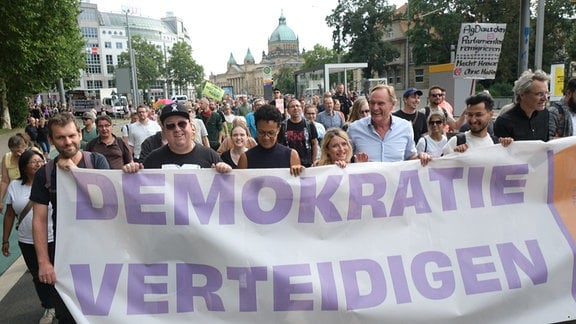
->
[210,11,304,98]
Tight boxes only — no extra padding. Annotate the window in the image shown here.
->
[81,27,98,39]
[116,42,123,49]
[86,54,101,74]
[86,80,103,89]
[108,80,116,88]
[388,76,393,85]
[415,69,424,83]
[106,55,113,65]
[104,42,112,49]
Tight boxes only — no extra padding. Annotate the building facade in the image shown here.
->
[77,2,192,101]
[209,11,304,98]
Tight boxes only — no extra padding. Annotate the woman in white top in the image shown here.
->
[2,149,55,323]
[416,112,448,158]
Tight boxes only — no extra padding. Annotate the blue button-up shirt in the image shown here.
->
[316,111,344,129]
[347,116,416,162]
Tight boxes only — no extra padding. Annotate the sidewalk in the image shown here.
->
[0,127,45,322]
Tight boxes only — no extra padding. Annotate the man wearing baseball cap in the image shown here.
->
[393,88,428,144]
[122,103,231,173]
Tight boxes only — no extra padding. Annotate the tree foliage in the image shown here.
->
[0,0,86,128]
[326,0,399,79]
[274,66,296,94]
[405,0,576,88]
[301,44,339,69]
[167,42,204,94]
[118,35,163,100]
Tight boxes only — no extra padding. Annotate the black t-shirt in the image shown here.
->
[143,144,222,169]
[494,104,549,141]
[30,152,110,237]
[393,109,428,144]
[277,119,317,167]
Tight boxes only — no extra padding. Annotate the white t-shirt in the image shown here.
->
[127,120,162,159]
[441,131,495,156]
[416,134,447,158]
[7,180,54,244]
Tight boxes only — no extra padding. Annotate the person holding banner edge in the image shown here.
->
[31,112,110,324]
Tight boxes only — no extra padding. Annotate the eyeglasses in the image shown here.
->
[97,124,112,128]
[430,93,442,98]
[257,129,278,138]
[428,120,443,125]
[361,109,370,114]
[164,120,189,130]
[28,159,45,166]
[530,91,549,98]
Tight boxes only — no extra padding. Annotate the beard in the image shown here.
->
[568,97,576,114]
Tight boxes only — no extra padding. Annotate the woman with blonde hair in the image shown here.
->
[343,97,369,131]
[217,116,257,154]
[315,128,368,168]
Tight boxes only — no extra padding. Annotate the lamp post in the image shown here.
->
[125,9,139,107]
[160,32,169,99]
[404,1,410,89]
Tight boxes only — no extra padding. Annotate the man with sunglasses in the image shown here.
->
[393,88,428,145]
[423,85,456,132]
[124,103,231,173]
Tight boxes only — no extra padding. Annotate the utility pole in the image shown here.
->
[125,9,139,107]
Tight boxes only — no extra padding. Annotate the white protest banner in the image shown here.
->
[453,23,506,79]
[55,138,576,323]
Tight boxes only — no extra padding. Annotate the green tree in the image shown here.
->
[167,41,204,95]
[326,0,399,79]
[407,0,576,88]
[274,66,296,94]
[0,0,86,128]
[118,35,163,102]
[301,44,339,69]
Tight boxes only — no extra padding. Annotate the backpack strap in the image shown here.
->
[490,135,500,144]
[424,136,428,152]
[45,152,93,190]
[456,133,467,146]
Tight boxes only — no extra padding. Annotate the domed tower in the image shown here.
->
[268,10,299,59]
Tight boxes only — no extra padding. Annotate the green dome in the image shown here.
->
[269,11,298,43]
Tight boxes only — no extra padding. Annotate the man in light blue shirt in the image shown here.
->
[347,84,432,165]
[316,96,344,129]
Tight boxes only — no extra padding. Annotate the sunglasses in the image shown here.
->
[165,120,189,130]
[429,120,443,125]
[430,93,443,98]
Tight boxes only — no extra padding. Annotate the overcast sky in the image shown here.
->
[89,0,405,77]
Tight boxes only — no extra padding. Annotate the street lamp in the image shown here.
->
[124,9,139,107]
[160,32,169,99]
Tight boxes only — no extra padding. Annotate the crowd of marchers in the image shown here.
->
[1,69,575,323]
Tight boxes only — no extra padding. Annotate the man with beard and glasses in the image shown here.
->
[442,93,513,155]
[549,78,576,138]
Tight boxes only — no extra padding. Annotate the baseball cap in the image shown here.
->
[160,103,190,123]
[403,88,423,98]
